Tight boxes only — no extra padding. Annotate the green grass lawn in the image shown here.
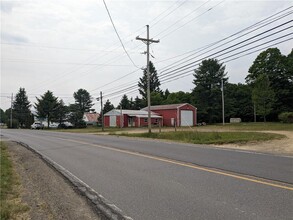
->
[119,131,285,145]
[0,142,29,219]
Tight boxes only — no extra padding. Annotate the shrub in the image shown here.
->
[75,120,87,128]
[278,112,293,123]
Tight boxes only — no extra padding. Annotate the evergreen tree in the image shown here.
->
[73,88,93,113]
[119,94,130,109]
[13,88,32,128]
[103,99,114,114]
[35,91,58,127]
[69,89,93,127]
[138,61,161,100]
[192,59,228,123]
[0,108,7,124]
[54,100,69,124]
[252,74,275,122]
[133,96,144,110]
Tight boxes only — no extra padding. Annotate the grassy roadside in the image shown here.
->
[0,142,29,219]
[119,131,285,145]
[198,122,293,131]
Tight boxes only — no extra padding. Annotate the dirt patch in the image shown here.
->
[6,141,100,220]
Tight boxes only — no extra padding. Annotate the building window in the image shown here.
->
[144,118,147,123]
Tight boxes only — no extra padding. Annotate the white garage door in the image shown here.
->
[180,110,193,126]
[110,116,116,127]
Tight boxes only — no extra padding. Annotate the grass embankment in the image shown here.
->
[0,142,29,219]
[119,131,285,145]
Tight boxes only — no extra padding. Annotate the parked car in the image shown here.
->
[58,122,73,129]
[31,122,44,130]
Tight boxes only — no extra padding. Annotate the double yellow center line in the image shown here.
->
[59,137,293,191]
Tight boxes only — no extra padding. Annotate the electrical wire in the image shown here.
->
[102,0,139,68]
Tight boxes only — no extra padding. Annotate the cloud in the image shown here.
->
[1,32,29,43]
[0,1,14,13]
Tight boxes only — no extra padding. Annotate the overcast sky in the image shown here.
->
[1,0,292,111]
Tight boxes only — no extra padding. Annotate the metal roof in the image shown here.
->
[104,109,161,117]
[142,103,194,111]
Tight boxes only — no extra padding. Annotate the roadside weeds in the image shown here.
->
[1,141,101,220]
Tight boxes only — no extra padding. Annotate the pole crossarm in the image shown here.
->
[136,36,160,44]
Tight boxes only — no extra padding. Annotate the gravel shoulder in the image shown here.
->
[5,140,101,220]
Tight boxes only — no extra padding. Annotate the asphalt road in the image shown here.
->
[1,129,293,220]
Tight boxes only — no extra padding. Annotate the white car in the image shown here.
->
[31,122,44,130]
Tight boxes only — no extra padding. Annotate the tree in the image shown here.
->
[138,61,161,100]
[246,48,292,119]
[53,100,69,124]
[252,74,275,122]
[69,89,93,127]
[133,96,144,110]
[164,91,191,104]
[150,92,163,105]
[224,83,253,122]
[73,89,93,113]
[0,108,7,124]
[103,99,114,114]
[13,88,32,128]
[35,90,58,127]
[119,94,130,109]
[192,59,228,123]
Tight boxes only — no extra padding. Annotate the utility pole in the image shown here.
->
[221,79,225,125]
[136,25,159,134]
[10,93,13,128]
[253,102,256,122]
[97,92,104,131]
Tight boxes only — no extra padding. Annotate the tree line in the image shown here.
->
[1,47,292,128]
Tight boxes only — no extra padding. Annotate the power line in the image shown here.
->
[102,0,139,68]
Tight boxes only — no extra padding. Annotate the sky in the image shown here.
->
[1,0,292,112]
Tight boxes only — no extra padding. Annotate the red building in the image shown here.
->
[104,109,162,127]
[142,103,197,127]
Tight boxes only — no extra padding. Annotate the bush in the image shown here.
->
[75,120,87,128]
[278,112,293,123]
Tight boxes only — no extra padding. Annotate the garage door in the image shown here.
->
[109,116,116,127]
[180,110,193,126]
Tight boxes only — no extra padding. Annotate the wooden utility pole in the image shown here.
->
[221,78,225,125]
[99,91,104,131]
[10,93,13,128]
[136,25,159,133]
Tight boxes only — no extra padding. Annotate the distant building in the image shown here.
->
[83,113,100,125]
[104,109,162,127]
[142,103,197,127]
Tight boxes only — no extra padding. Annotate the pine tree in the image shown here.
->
[35,90,58,127]
[13,88,32,128]
[103,99,114,114]
[192,59,228,123]
[119,94,130,109]
[138,61,161,100]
